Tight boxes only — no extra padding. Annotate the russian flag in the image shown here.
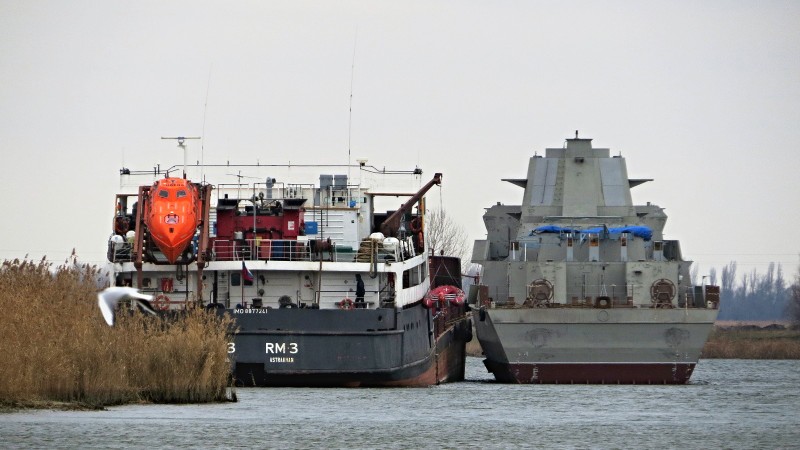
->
[242,261,254,282]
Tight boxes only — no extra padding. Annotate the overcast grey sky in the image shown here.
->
[1,1,798,280]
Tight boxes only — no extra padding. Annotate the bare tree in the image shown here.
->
[788,265,800,328]
[721,261,737,295]
[425,208,470,268]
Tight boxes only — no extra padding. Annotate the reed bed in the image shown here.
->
[0,257,235,409]
[701,326,800,359]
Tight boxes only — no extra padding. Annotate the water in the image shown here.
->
[2,358,799,449]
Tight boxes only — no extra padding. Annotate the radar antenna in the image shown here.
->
[161,136,200,178]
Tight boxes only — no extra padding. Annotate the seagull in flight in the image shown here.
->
[97,286,158,327]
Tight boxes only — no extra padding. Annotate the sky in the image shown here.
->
[1,1,799,283]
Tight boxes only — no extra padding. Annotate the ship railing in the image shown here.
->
[106,237,407,264]
[561,284,714,309]
[562,284,636,307]
[108,242,134,263]
[316,289,380,309]
[212,238,314,262]
[485,281,718,309]
[210,237,406,264]
[234,290,382,310]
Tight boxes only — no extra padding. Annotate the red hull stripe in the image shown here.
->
[484,360,697,384]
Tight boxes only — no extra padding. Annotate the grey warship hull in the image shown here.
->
[471,135,719,384]
[476,307,716,384]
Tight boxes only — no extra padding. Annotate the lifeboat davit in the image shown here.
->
[146,177,200,263]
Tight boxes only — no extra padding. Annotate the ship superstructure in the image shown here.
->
[471,135,719,384]
[107,156,470,387]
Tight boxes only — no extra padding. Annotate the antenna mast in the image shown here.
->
[347,28,358,182]
[162,136,200,178]
[201,66,212,182]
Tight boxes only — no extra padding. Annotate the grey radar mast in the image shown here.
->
[161,136,200,179]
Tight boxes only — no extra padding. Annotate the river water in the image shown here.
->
[2,358,799,449]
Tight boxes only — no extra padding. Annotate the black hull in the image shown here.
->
[229,302,470,387]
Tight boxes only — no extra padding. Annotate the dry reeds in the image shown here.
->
[701,326,800,359]
[0,257,235,408]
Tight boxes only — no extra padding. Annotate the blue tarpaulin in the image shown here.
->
[532,225,578,234]
[531,225,652,241]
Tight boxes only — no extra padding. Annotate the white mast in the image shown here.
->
[162,136,200,178]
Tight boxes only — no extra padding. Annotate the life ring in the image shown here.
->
[409,217,422,234]
[338,297,354,310]
[153,294,171,311]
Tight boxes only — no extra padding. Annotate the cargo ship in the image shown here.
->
[106,139,471,386]
[470,134,719,384]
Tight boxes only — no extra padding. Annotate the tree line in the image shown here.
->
[699,261,800,323]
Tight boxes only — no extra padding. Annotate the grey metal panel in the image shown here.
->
[319,174,333,189]
[333,174,348,189]
[483,308,717,364]
[488,321,714,364]
[472,240,489,262]
[599,158,627,206]
[530,159,557,206]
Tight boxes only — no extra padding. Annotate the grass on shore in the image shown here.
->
[701,326,800,359]
[0,257,235,410]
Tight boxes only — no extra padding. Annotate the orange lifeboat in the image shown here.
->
[146,177,200,263]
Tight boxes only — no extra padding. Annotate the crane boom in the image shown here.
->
[379,173,442,237]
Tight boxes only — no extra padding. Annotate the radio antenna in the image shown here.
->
[347,28,358,182]
[201,65,212,182]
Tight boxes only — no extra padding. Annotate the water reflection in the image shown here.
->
[2,358,799,449]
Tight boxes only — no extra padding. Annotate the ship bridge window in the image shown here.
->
[402,263,427,289]
[158,190,169,198]
[177,190,187,198]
